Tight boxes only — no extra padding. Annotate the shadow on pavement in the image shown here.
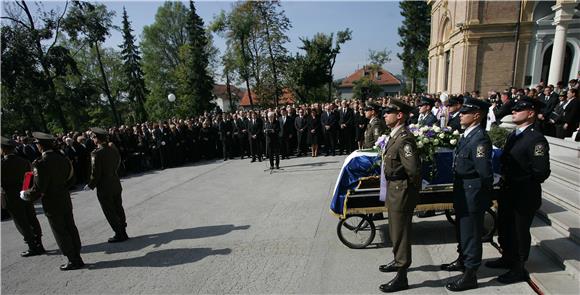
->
[280,161,339,168]
[82,224,250,254]
[87,247,231,269]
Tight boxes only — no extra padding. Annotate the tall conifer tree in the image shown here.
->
[397,1,430,93]
[120,7,148,122]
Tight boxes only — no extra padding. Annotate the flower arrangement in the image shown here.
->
[408,124,461,180]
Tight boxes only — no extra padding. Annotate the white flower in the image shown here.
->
[409,124,417,128]
[433,139,440,145]
[450,139,457,145]
[433,126,441,133]
[413,131,420,136]
[422,138,429,144]
[417,141,424,148]
[438,133,445,139]
[420,126,429,132]
[453,130,460,136]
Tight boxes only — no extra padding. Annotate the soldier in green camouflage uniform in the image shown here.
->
[363,103,387,148]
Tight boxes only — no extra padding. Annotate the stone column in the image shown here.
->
[531,36,545,85]
[437,47,446,92]
[547,1,576,85]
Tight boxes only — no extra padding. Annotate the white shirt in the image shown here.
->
[462,124,481,138]
[516,123,532,136]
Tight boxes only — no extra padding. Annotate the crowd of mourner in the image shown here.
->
[1,78,579,288]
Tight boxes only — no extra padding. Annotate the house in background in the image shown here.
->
[239,88,297,109]
[212,84,242,113]
[337,66,402,99]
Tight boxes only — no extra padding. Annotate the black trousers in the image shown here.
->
[6,197,42,244]
[458,211,484,269]
[250,137,262,160]
[339,128,353,154]
[296,131,307,155]
[324,130,336,155]
[45,209,82,261]
[498,198,536,264]
[97,192,127,234]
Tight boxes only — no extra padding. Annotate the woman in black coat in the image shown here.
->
[354,106,368,150]
[306,109,322,157]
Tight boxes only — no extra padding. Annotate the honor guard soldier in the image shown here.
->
[363,103,387,148]
[1,136,45,257]
[486,97,550,284]
[378,99,421,293]
[445,98,494,291]
[20,132,84,271]
[84,127,129,243]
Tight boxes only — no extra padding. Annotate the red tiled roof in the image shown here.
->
[239,88,296,106]
[213,84,241,98]
[339,66,401,88]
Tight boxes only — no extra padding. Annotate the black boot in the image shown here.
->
[108,231,129,243]
[446,267,478,291]
[60,256,85,271]
[379,269,409,293]
[441,256,465,272]
[21,241,46,257]
[379,261,400,273]
[497,261,528,284]
[485,257,511,269]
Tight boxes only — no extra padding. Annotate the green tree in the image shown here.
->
[177,0,215,115]
[119,7,148,122]
[211,3,257,108]
[398,1,430,94]
[63,1,121,126]
[352,76,382,99]
[1,0,78,131]
[327,29,352,102]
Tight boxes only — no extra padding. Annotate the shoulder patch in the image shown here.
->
[476,144,487,158]
[403,144,414,158]
[534,143,546,156]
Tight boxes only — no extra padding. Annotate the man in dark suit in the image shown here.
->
[486,97,551,284]
[555,88,580,138]
[321,104,339,156]
[445,98,494,292]
[416,97,438,127]
[153,122,171,169]
[1,137,45,257]
[539,86,560,136]
[264,112,281,169]
[294,108,308,156]
[217,114,234,161]
[338,100,355,155]
[493,91,515,125]
[278,108,295,159]
[248,111,263,162]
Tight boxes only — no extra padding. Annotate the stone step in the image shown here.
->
[550,154,580,172]
[530,217,580,277]
[537,198,580,245]
[542,179,580,214]
[527,246,580,295]
[548,161,580,192]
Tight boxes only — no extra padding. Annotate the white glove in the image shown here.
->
[83,185,91,191]
[20,190,30,201]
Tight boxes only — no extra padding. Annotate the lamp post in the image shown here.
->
[167,93,176,118]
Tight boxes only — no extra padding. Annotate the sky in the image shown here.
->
[17,0,405,82]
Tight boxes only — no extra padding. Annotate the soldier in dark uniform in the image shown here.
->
[416,97,438,127]
[486,97,551,284]
[84,127,128,243]
[1,136,45,257]
[264,112,281,169]
[445,98,494,291]
[21,132,84,271]
[447,96,463,132]
[378,99,421,293]
[363,103,387,148]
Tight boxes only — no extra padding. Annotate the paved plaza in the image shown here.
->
[2,155,534,294]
